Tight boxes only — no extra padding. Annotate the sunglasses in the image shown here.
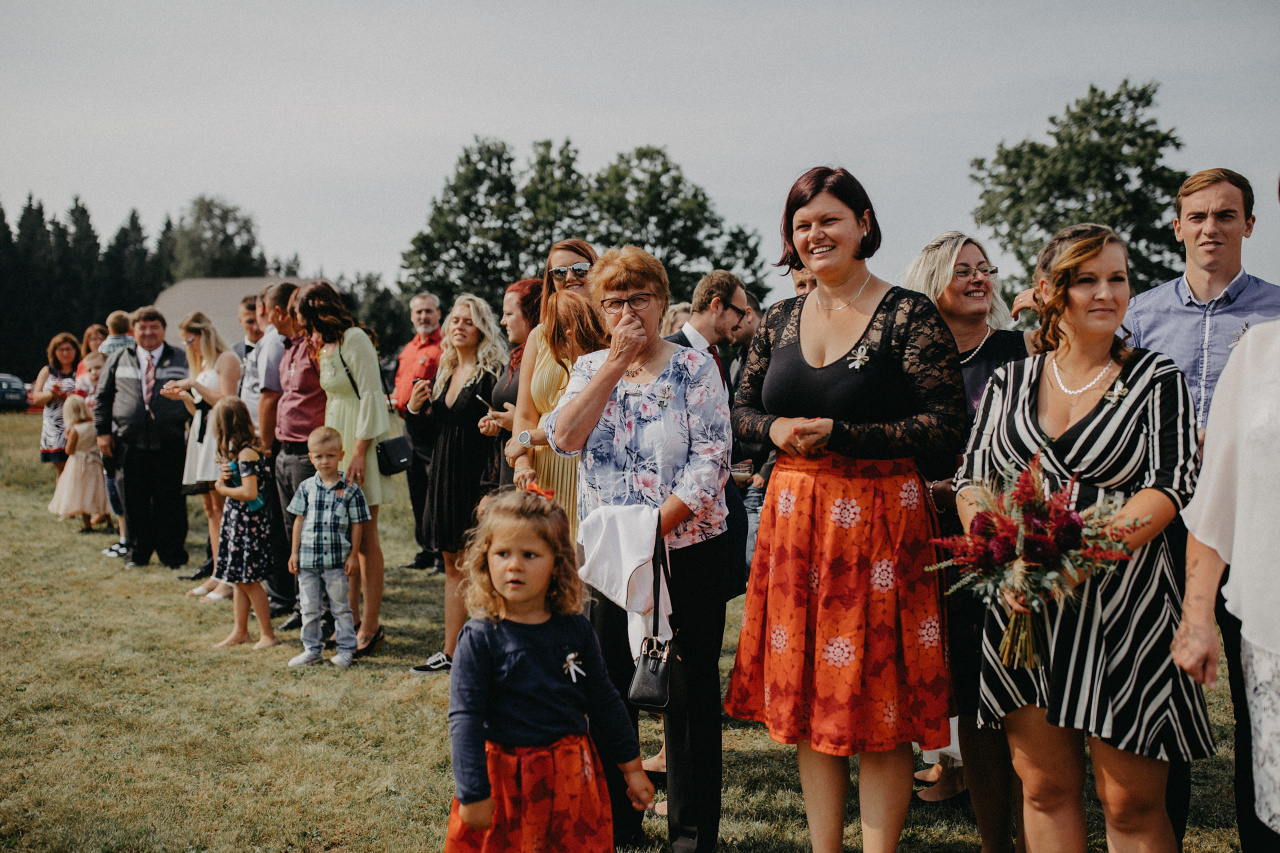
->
[550,262,592,282]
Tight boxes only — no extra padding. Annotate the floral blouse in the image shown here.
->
[545,346,731,550]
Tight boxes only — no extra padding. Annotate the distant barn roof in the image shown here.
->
[155,277,294,348]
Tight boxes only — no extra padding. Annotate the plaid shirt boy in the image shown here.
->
[287,474,372,570]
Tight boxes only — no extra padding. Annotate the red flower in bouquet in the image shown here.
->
[928,454,1148,668]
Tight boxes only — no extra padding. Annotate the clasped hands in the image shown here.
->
[768,416,833,457]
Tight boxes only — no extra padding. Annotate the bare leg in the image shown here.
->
[916,753,967,802]
[859,743,914,853]
[202,491,225,563]
[1090,738,1175,853]
[643,744,667,773]
[1003,705,1087,853]
[214,585,253,647]
[442,550,464,656]
[915,761,943,784]
[958,714,1022,853]
[357,506,383,646]
[797,741,850,853]
[53,460,66,479]
[242,582,279,649]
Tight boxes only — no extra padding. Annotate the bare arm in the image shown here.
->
[32,368,57,405]
[506,325,542,471]
[288,516,303,574]
[258,389,281,454]
[346,521,365,576]
[1171,533,1227,689]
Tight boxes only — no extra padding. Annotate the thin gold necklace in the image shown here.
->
[814,269,873,311]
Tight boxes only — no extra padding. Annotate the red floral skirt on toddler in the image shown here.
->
[724,454,953,755]
[445,733,614,853]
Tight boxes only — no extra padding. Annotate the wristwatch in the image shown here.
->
[518,430,533,448]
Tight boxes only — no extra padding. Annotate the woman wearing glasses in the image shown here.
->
[902,232,1032,851]
[545,246,732,852]
[723,167,965,853]
[506,239,600,539]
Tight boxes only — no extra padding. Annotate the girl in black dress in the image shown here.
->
[406,294,507,673]
[480,279,542,485]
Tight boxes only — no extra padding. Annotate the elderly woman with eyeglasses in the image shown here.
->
[545,245,731,852]
[506,239,600,539]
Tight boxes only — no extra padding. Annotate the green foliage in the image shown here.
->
[170,195,268,281]
[971,80,1187,297]
[402,137,766,309]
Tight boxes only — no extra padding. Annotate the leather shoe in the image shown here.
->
[277,612,303,631]
[178,564,213,581]
[124,560,147,570]
[398,559,431,570]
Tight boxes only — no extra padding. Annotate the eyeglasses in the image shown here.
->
[600,292,656,314]
[550,262,592,283]
[723,301,747,322]
[952,265,997,282]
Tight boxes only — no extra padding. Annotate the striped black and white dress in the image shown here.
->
[955,348,1215,761]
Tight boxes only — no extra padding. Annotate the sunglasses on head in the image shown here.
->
[550,262,592,282]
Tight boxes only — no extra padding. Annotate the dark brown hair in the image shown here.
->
[266,281,299,312]
[541,239,599,321]
[1032,223,1132,364]
[505,278,543,374]
[457,486,582,620]
[690,270,744,314]
[294,279,379,352]
[777,167,881,270]
[130,305,166,328]
[80,325,108,358]
[47,332,81,371]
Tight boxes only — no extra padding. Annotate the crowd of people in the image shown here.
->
[27,165,1280,853]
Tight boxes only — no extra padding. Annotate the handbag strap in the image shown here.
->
[650,516,669,637]
[336,343,361,400]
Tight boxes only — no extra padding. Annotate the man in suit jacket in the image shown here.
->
[665,270,752,600]
[95,306,191,569]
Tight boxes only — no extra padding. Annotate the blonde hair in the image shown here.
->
[900,231,1012,329]
[62,394,91,426]
[307,425,343,451]
[457,487,582,621]
[178,312,231,375]
[434,294,507,399]
[661,302,692,337]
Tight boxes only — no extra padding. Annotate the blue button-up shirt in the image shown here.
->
[287,474,372,570]
[1128,271,1280,427]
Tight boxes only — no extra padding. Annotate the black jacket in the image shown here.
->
[94,343,191,450]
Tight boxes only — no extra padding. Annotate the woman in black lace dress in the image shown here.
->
[723,167,966,853]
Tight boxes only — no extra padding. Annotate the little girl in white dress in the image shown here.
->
[47,395,110,530]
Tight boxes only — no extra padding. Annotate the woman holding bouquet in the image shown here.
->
[955,224,1214,852]
[724,167,965,853]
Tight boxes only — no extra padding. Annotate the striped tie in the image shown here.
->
[143,352,156,408]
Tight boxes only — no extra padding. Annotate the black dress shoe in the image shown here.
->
[277,612,303,631]
[124,561,147,570]
[269,605,294,619]
[177,564,213,581]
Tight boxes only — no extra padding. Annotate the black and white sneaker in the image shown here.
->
[410,652,451,675]
[102,542,127,558]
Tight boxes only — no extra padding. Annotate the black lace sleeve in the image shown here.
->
[826,295,966,459]
[731,297,788,447]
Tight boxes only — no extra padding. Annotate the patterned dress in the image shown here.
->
[724,289,965,755]
[955,349,1215,760]
[214,458,273,584]
[39,367,77,462]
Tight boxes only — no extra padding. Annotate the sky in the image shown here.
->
[3,1,1278,304]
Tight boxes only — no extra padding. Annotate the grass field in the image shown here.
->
[0,412,1242,851]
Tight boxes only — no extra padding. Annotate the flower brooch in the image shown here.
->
[1102,382,1129,408]
[848,344,870,371]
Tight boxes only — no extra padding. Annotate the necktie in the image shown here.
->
[707,344,728,389]
[143,352,156,407]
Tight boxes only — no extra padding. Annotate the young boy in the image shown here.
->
[286,426,371,669]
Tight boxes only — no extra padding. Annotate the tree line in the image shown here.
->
[2,80,1188,381]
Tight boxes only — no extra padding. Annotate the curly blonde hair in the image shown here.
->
[1030,223,1132,364]
[458,487,582,621]
[434,294,508,398]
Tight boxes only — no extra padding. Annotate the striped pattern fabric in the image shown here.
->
[955,348,1215,761]
[142,352,156,408]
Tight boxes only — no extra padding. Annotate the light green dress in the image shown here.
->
[318,327,395,506]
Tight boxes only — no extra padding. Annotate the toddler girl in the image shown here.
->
[447,487,653,851]
[47,395,111,532]
[209,397,279,650]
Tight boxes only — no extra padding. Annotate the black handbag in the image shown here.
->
[337,346,412,477]
[628,519,678,713]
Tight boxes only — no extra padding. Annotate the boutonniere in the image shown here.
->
[1230,323,1251,349]
[563,650,586,683]
[1102,382,1129,408]
[848,344,870,371]
[655,384,674,408]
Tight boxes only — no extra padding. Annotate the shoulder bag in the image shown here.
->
[627,518,681,713]
[337,346,412,477]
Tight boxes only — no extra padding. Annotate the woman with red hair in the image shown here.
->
[480,278,542,484]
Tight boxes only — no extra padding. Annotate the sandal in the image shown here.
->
[353,626,384,659]
[187,582,216,597]
[201,584,234,602]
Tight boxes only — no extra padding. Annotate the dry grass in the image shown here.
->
[0,412,1241,851]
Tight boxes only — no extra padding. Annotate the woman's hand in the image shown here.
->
[768,417,831,456]
[1010,287,1038,321]
[159,382,188,401]
[477,414,501,437]
[1171,619,1220,689]
[347,455,366,487]
[407,379,431,413]
[459,797,495,830]
[504,434,528,467]
[604,312,648,369]
[929,478,957,513]
[491,402,515,432]
[513,465,537,490]
[1002,588,1031,615]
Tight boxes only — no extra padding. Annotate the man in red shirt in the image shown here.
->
[392,292,444,570]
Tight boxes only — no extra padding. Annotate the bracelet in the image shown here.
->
[926,480,944,514]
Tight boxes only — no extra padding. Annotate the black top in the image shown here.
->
[734,288,966,460]
[490,358,521,486]
[449,613,640,804]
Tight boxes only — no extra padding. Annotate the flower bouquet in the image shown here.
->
[929,455,1145,668]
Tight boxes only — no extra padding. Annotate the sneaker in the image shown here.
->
[102,543,127,558]
[331,651,353,669]
[410,651,451,675]
[288,650,324,668]
[276,612,303,631]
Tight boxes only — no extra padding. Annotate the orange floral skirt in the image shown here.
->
[445,734,614,853]
[724,454,952,755]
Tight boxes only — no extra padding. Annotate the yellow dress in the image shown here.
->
[530,329,579,540]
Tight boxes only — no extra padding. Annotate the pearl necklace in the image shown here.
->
[814,269,873,311]
[1051,355,1113,396]
[958,326,992,365]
